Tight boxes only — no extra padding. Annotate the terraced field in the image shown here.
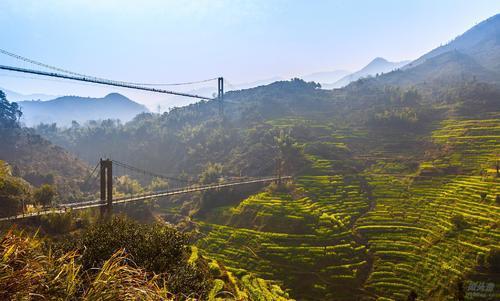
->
[355,116,500,299]
[430,116,500,173]
[196,119,373,299]
[198,171,372,300]
[196,114,499,300]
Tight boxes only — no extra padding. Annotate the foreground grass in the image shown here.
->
[0,219,292,301]
[0,230,170,300]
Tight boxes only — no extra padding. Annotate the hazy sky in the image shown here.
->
[0,0,499,109]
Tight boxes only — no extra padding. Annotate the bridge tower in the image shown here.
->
[100,159,113,209]
[276,156,283,185]
[218,77,224,117]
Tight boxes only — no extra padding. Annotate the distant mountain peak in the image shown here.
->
[370,57,389,64]
[364,57,408,71]
[323,57,410,89]
[104,92,129,100]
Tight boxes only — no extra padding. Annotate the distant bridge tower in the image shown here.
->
[218,77,224,117]
[276,156,283,185]
[100,159,113,210]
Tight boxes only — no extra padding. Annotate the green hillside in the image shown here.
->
[195,110,499,300]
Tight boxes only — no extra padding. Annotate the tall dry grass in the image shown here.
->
[0,230,172,300]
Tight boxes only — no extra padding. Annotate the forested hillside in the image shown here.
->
[0,90,90,203]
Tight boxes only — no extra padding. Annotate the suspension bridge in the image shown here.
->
[0,49,290,222]
[0,48,225,114]
[0,158,290,222]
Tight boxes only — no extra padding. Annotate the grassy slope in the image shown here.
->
[195,110,499,300]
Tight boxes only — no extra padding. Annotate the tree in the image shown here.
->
[200,162,222,184]
[275,129,302,174]
[0,161,29,216]
[115,175,143,195]
[148,177,169,191]
[0,90,22,128]
[34,184,56,207]
[401,88,422,106]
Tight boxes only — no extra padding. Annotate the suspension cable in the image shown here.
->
[0,48,218,87]
[0,64,213,100]
[111,160,189,183]
[83,161,100,184]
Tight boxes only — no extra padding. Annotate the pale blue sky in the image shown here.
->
[0,0,499,109]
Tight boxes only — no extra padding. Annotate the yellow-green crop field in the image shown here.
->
[197,114,500,300]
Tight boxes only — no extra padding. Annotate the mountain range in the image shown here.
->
[18,93,148,126]
[322,57,410,89]
[182,58,407,97]
[1,87,57,102]
[5,13,500,128]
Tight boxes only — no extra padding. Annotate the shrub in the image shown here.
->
[407,290,418,301]
[451,214,469,230]
[486,247,500,273]
[479,192,487,201]
[40,212,74,234]
[66,216,212,298]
